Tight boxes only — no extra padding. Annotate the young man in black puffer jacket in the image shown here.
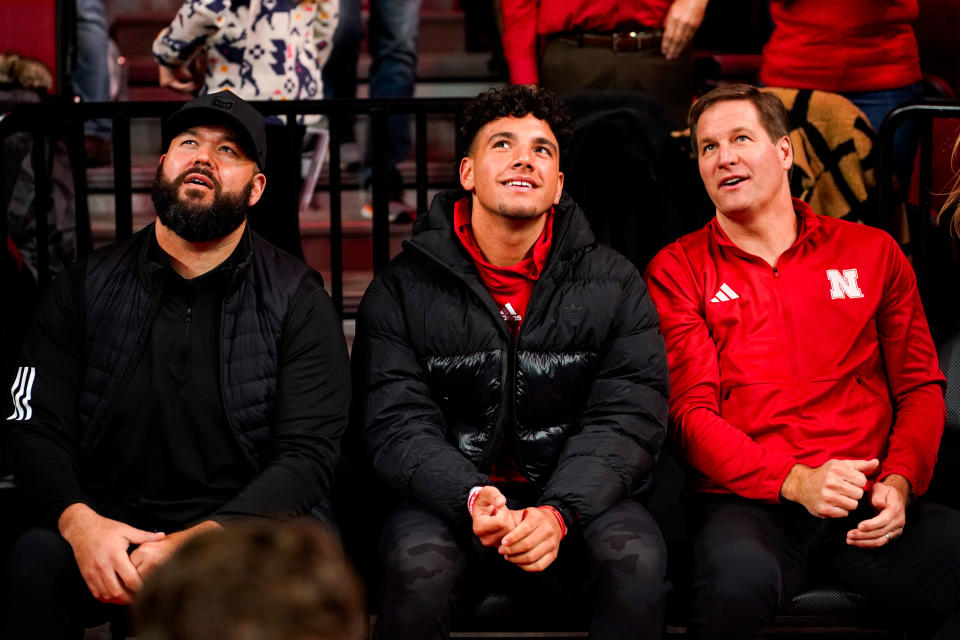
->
[353,84,670,639]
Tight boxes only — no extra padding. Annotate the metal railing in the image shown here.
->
[876,101,960,226]
[9,98,960,318]
[0,96,469,315]
[876,100,960,335]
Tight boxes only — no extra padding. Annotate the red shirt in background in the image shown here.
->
[500,0,673,84]
[453,196,555,483]
[761,0,921,93]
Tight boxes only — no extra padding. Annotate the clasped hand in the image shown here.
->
[58,503,164,605]
[470,486,564,572]
[780,459,909,548]
[58,503,220,604]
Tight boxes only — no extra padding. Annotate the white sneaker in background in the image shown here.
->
[360,199,417,223]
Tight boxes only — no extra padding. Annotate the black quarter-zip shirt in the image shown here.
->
[85,236,250,532]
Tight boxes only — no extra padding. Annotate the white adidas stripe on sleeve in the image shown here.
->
[7,366,36,421]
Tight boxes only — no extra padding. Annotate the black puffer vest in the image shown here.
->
[75,224,312,469]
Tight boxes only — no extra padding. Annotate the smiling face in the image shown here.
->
[152,124,266,242]
[695,99,793,220]
[459,114,564,221]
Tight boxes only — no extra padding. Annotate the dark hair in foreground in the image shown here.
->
[134,521,365,640]
[688,83,791,149]
[459,84,574,156]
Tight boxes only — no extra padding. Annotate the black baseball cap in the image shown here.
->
[164,90,267,168]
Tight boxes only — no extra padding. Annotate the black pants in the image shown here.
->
[539,37,695,128]
[373,497,667,640]
[0,508,337,639]
[685,495,960,639]
[0,526,122,638]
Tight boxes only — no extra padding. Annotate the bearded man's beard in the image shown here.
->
[151,165,253,242]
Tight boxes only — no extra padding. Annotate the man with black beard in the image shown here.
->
[1,91,350,638]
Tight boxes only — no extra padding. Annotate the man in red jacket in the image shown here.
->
[645,83,960,638]
[500,0,710,126]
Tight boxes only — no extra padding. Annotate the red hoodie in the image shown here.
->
[761,0,921,93]
[645,199,945,501]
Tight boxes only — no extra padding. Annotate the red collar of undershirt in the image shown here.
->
[452,197,554,284]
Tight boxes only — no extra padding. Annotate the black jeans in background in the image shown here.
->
[685,494,960,640]
[373,496,668,640]
[539,37,695,129]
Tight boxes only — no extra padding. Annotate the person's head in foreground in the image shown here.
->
[688,83,793,219]
[152,90,268,244]
[457,84,573,222]
[134,521,365,640]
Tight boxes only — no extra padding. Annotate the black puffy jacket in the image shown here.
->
[353,190,669,529]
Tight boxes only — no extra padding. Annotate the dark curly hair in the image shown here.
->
[458,85,573,157]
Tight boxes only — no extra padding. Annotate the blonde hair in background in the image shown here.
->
[939,135,960,237]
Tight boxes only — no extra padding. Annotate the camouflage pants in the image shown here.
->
[373,498,667,639]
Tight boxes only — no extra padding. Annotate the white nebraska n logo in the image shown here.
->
[826,268,864,299]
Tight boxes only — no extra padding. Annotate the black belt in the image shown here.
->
[552,30,663,52]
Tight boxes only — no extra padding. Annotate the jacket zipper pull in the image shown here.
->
[178,306,193,376]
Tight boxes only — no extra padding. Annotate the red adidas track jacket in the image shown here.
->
[645,199,945,501]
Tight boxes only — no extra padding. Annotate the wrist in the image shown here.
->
[467,486,484,517]
[537,505,567,539]
[192,520,222,537]
[780,464,811,504]
[57,502,94,540]
[881,473,912,504]
[164,520,219,547]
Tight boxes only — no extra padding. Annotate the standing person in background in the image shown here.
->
[152,0,339,258]
[75,0,113,166]
[500,0,710,126]
[322,0,422,222]
[760,0,923,187]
